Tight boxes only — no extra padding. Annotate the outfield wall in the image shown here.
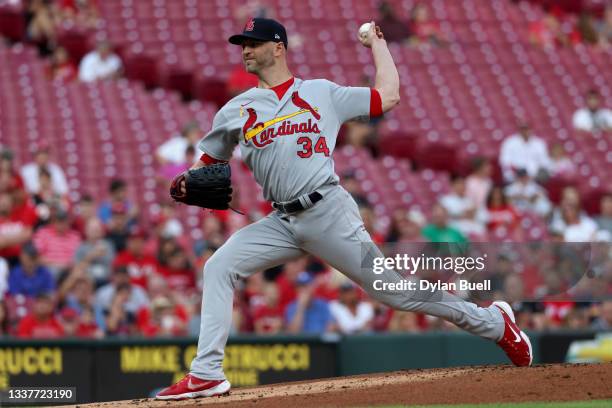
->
[0,331,599,403]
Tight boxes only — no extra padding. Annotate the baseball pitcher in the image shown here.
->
[158,18,532,400]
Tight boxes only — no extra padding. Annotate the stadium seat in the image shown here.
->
[378,132,418,161]
[0,6,25,42]
[582,188,610,216]
[414,143,459,174]
[123,53,160,89]
[196,78,230,109]
[57,29,92,63]
[544,176,578,205]
[161,66,194,100]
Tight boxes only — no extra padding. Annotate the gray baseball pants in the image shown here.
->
[190,185,504,380]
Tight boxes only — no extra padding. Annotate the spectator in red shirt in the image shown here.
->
[485,186,520,234]
[528,14,573,49]
[311,268,340,302]
[543,299,576,327]
[275,257,309,312]
[57,0,99,29]
[114,228,160,289]
[371,301,393,331]
[158,245,195,292]
[0,300,8,336]
[253,282,284,334]
[409,3,446,47]
[17,293,64,338]
[145,203,189,256]
[58,306,79,336]
[72,194,96,238]
[75,305,103,337]
[0,191,36,265]
[59,306,102,338]
[48,46,77,83]
[33,207,82,276]
[0,148,24,194]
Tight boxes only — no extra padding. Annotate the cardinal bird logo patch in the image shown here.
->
[291,91,321,120]
[244,18,255,32]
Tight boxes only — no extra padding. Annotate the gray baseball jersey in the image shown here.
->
[199,78,370,203]
[190,77,506,382]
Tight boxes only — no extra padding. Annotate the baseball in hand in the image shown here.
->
[359,22,372,38]
[358,21,383,48]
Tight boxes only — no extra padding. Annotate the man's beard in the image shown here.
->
[245,64,258,74]
[245,57,273,74]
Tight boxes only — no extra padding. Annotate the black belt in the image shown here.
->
[273,192,323,214]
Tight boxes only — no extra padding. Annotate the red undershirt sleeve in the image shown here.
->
[199,153,227,165]
[370,88,383,118]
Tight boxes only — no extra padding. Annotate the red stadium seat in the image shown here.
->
[161,67,194,100]
[124,53,160,89]
[378,132,418,161]
[57,29,92,63]
[415,143,459,174]
[196,78,230,109]
[544,176,578,205]
[0,6,25,42]
[582,188,611,216]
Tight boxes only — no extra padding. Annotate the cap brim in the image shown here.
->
[228,33,272,45]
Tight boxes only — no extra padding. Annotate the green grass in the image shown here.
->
[375,400,612,408]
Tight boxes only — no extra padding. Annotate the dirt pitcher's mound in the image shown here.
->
[78,363,612,408]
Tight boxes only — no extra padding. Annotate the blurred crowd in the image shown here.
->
[526,1,612,50]
[1,106,610,339]
[375,0,612,50]
[24,0,100,57]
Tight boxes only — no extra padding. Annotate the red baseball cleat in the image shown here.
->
[493,301,533,367]
[155,374,231,400]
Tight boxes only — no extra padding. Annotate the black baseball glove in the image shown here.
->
[169,163,232,210]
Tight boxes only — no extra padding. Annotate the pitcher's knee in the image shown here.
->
[202,252,235,285]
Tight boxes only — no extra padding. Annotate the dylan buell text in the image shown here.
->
[372,279,492,292]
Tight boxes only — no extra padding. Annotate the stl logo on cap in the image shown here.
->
[244,18,255,32]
